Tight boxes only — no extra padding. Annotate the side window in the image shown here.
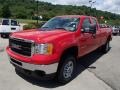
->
[92,18,98,30]
[11,20,18,26]
[2,20,10,25]
[92,18,97,25]
[82,18,91,29]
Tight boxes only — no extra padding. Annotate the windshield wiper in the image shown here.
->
[55,27,67,31]
[41,27,49,28]
[40,27,68,31]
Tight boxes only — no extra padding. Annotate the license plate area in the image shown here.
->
[10,57,22,66]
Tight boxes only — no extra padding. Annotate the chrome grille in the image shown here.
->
[9,37,34,57]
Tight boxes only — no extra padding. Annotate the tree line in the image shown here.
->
[0,0,120,25]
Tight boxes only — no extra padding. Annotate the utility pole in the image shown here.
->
[37,0,39,24]
[89,0,96,16]
[89,0,96,8]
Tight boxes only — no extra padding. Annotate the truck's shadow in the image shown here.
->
[15,49,110,88]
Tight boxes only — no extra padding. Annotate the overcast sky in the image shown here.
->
[40,0,120,14]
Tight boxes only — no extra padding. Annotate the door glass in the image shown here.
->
[91,18,97,29]
[11,20,18,26]
[92,18,97,25]
[82,18,91,29]
[2,19,9,25]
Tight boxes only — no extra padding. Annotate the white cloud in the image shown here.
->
[40,0,120,14]
[96,0,120,14]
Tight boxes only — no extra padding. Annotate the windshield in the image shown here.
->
[41,17,80,31]
[2,19,9,25]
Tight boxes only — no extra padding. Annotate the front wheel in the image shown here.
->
[57,55,76,84]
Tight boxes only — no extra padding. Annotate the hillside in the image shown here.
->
[0,0,120,25]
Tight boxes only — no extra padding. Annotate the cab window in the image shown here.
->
[2,19,9,25]
[92,18,97,25]
[82,18,91,29]
[11,20,18,26]
[91,18,98,29]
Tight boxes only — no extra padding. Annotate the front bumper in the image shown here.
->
[112,30,119,34]
[9,56,58,74]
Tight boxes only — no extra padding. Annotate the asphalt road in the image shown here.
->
[0,36,120,90]
[87,36,120,90]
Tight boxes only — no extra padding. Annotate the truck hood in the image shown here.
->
[11,29,73,43]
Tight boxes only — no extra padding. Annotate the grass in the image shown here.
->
[16,19,37,23]
[0,18,44,24]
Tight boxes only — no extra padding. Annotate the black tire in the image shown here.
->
[101,41,110,53]
[1,34,5,38]
[56,55,76,84]
[113,33,117,36]
[1,34,8,38]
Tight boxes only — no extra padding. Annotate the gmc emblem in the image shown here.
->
[11,43,21,50]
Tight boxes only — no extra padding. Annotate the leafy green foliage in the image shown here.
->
[1,3,11,18]
[23,21,46,30]
[23,23,37,30]
[0,0,120,25]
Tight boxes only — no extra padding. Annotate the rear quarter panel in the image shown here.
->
[99,27,112,45]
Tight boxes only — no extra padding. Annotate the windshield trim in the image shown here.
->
[41,17,80,32]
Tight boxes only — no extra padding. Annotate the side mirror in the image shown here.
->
[40,22,46,27]
[82,24,96,34]
[89,24,96,33]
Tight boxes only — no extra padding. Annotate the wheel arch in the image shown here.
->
[57,46,78,72]
[56,46,78,83]
[107,35,112,41]
[60,46,78,60]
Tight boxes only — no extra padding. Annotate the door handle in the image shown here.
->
[92,34,96,38]
[81,38,87,41]
[11,28,16,30]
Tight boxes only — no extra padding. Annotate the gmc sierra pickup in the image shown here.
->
[6,15,112,84]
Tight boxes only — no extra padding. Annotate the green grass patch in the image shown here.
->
[17,19,37,23]
[0,18,44,24]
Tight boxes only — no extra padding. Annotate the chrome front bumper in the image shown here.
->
[9,57,58,74]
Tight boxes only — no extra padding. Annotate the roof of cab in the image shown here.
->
[56,15,94,18]
[2,18,17,21]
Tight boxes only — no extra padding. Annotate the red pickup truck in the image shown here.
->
[6,15,112,83]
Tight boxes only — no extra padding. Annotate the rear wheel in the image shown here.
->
[113,33,117,36]
[1,34,9,38]
[57,55,76,84]
[101,41,110,53]
[1,34,6,38]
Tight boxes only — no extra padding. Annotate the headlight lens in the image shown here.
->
[35,44,53,55]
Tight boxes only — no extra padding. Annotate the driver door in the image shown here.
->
[79,17,96,56]
[10,20,20,32]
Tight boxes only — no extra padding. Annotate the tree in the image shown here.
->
[1,4,11,18]
[0,0,119,25]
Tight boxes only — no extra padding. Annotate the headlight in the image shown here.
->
[35,44,53,55]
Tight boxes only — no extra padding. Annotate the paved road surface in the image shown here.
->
[0,36,120,90]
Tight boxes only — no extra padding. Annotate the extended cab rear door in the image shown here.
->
[10,20,20,32]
